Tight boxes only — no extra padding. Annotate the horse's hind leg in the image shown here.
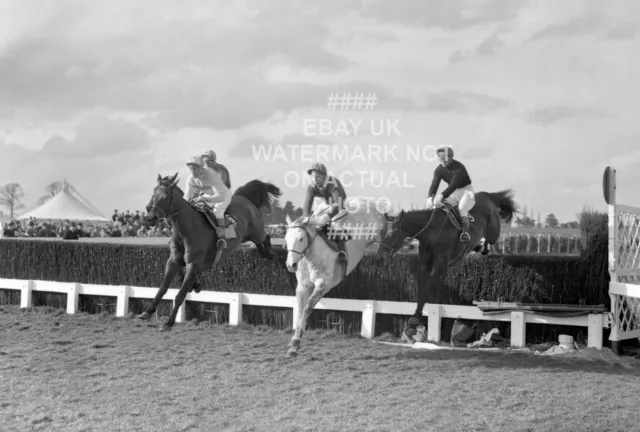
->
[482,214,501,255]
[181,267,203,293]
[251,224,273,260]
[160,263,199,332]
[260,234,274,259]
[137,256,182,321]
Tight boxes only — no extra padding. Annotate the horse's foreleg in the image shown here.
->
[287,281,313,353]
[252,233,273,260]
[287,279,326,358]
[137,258,181,320]
[261,234,274,259]
[160,263,199,332]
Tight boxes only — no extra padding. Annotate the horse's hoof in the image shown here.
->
[289,338,301,349]
[159,324,172,332]
[137,312,150,320]
[414,327,427,343]
[285,349,298,358]
[401,332,415,344]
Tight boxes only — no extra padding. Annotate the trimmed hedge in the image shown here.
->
[0,237,609,344]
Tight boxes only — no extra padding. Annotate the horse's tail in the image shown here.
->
[233,179,283,213]
[486,189,519,224]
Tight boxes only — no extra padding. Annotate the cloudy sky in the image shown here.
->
[0,0,638,223]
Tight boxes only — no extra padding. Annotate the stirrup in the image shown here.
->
[460,232,470,243]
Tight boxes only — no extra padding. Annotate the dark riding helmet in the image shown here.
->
[436,146,454,159]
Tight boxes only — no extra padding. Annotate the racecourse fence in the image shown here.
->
[604,166,640,351]
[494,231,581,255]
[267,231,582,256]
[0,277,608,349]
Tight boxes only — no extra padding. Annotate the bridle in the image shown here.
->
[285,223,319,260]
[148,185,188,221]
[375,208,445,257]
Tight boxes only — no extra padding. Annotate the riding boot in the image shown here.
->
[460,216,471,243]
[336,240,347,263]
[215,218,226,239]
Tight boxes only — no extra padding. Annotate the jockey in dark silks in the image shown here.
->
[202,150,231,189]
[426,146,475,243]
[302,162,348,262]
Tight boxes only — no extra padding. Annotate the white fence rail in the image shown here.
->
[0,278,607,349]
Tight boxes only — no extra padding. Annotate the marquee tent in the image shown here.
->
[17,180,109,222]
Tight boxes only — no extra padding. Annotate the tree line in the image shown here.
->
[0,181,65,219]
[0,181,580,229]
[513,204,579,229]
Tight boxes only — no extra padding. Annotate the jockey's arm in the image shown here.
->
[301,185,315,216]
[200,190,225,204]
[428,167,442,198]
[327,187,345,217]
[184,176,196,201]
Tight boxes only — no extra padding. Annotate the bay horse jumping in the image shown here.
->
[137,173,282,331]
[374,189,518,342]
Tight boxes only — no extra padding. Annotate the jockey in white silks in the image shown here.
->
[184,156,235,240]
[425,146,475,243]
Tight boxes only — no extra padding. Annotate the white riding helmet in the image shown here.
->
[186,155,203,167]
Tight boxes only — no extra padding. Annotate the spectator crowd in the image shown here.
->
[2,209,288,240]
[1,210,172,239]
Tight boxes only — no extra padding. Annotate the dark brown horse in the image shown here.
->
[136,173,282,331]
[374,190,518,341]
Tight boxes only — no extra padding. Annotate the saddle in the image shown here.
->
[436,202,474,229]
[318,224,352,253]
[189,201,238,231]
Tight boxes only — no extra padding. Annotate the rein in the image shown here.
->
[150,186,189,223]
[377,207,447,257]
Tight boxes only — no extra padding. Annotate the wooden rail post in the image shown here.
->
[67,283,80,314]
[116,285,130,317]
[426,304,442,343]
[20,280,33,308]
[510,311,526,347]
[588,314,604,349]
[229,293,243,325]
[361,300,377,338]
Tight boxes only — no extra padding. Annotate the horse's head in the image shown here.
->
[284,213,322,273]
[374,211,408,266]
[145,173,182,226]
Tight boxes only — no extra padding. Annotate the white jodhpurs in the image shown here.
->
[212,196,231,219]
[444,184,475,217]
